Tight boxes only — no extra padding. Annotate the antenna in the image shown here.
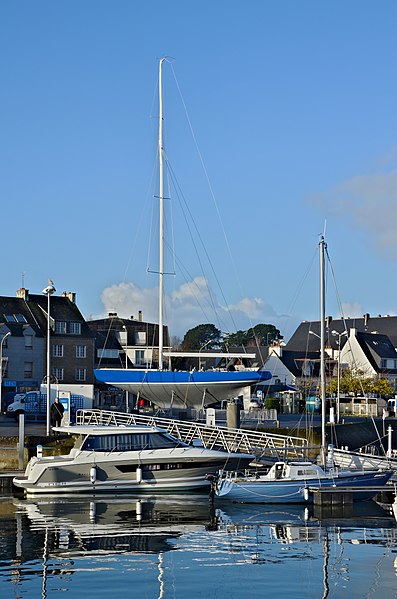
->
[21,271,26,288]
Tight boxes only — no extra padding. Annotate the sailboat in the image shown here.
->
[94,58,271,409]
[214,236,393,503]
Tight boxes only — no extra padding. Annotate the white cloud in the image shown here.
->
[339,302,364,319]
[98,277,290,338]
[310,164,397,253]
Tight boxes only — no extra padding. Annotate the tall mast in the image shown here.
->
[319,235,326,466]
[158,57,165,370]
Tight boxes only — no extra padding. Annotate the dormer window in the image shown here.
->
[3,314,27,323]
[55,321,81,335]
[15,314,27,323]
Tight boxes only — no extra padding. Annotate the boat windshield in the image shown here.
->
[81,431,184,452]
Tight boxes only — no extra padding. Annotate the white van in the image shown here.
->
[6,391,42,420]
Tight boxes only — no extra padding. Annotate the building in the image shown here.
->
[87,311,170,409]
[0,288,95,407]
[87,310,170,370]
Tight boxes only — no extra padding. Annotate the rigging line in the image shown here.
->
[163,237,228,329]
[324,245,368,396]
[169,64,247,331]
[166,159,241,334]
[124,73,160,283]
[280,244,319,343]
[145,151,160,276]
[165,159,226,328]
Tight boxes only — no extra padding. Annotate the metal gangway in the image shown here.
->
[76,409,310,462]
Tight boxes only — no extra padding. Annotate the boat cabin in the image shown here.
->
[266,461,325,480]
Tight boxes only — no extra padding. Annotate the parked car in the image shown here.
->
[248,398,263,410]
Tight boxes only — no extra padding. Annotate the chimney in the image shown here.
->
[62,291,76,304]
[108,312,117,318]
[364,313,370,327]
[16,288,29,300]
[326,316,332,329]
[138,310,142,322]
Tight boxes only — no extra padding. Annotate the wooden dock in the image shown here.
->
[0,471,22,494]
[309,484,396,506]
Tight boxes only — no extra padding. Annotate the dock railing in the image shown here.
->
[75,409,310,462]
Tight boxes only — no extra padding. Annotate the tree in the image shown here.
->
[222,323,281,349]
[181,324,222,351]
[246,324,281,346]
[369,377,393,398]
[222,330,247,348]
[326,367,384,397]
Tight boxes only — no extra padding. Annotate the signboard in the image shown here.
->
[58,391,71,425]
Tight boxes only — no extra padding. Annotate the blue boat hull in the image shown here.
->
[94,368,272,409]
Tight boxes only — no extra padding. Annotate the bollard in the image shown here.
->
[206,408,216,427]
[18,412,25,470]
[227,400,240,429]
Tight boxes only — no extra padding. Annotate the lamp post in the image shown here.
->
[0,331,11,414]
[199,339,212,370]
[332,330,348,424]
[43,281,56,435]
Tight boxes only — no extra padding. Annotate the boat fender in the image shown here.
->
[136,500,142,521]
[136,466,142,484]
[303,487,310,502]
[90,466,97,484]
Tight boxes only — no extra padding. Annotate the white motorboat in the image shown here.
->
[13,424,253,496]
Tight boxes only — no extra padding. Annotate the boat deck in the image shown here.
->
[74,409,311,463]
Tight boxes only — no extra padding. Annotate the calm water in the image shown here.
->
[0,493,396,598]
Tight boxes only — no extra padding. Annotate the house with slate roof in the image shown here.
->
[262,315,397,412]
[0,288,95,406]
[286,313,397,354]
[339,329,397,387]
[87,310,170,370]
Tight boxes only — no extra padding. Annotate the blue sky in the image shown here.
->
[1,1,397,341]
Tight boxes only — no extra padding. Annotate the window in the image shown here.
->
[24,361,33,378]
[55,321,67,334]
[75,368,86,381]
[52,367,64,381]
[76,345,86,358]
[55,321,82,335]
[53,344,64,357]
[136,331,147,345]
[81,432,183,452]
[15,314,27,323]
[97,349,120,359]
[4,315,15,323]
[69,322,81,335]
[25,335,33,349]
[135,350,145,365]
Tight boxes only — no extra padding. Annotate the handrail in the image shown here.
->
[75,409,309,462]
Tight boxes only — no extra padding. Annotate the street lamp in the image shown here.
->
[43,280,56,435]
[0,331,11,414]
[199,339,212,370]
[332,330,348,424]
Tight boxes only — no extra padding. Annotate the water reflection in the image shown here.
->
[0,495,396,599]
[12,494,214,557]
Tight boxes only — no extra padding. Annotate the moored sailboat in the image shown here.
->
[213,236,393,503]
[94,58,271,409]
